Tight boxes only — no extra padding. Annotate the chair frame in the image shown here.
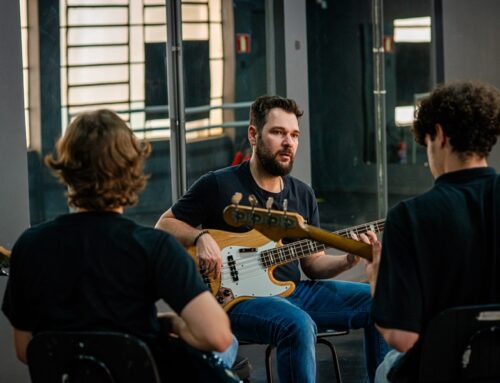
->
[240,329,349,383]
[27,331,161,383]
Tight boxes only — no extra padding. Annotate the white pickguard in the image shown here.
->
[220,242,291,298]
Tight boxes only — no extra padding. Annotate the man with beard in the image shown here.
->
[156,95,388,383]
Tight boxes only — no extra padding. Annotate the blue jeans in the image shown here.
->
[214,334,239,367]
[375,350,404,383]
[229,280,389,383]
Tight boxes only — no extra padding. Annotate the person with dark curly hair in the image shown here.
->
[2,109,237,381]
[361,81,500,382]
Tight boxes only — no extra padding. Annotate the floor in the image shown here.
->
[238,329,368,383]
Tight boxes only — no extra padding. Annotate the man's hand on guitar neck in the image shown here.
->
[196,232,222,277]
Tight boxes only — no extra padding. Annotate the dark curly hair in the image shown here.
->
[250,95,303,133]
[412,81,500,158]
[45,109,151,211]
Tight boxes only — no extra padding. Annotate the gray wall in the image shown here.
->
[441,0,500,168]
[0,1,32,382]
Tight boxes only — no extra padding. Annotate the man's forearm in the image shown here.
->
[301,253,352,279]
[155,213,200,247]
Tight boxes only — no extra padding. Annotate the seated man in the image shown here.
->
[1,109,236,381]
[156,95,389,382]
[363,81,500,382]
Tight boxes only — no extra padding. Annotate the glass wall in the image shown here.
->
[24,0,270,226]
[23,0,435,237]
[306,0,435,233]
[306,0,380,232]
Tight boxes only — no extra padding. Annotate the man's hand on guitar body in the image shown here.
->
[196,232,223,277]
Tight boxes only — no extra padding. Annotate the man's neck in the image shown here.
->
[249,156,282,193]
[75,207,124,214]
[440,153,488,176]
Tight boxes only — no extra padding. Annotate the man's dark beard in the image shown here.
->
[256,140,294,177]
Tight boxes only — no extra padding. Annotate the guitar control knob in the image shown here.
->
[223,289,231,296]
[217,296,225,304]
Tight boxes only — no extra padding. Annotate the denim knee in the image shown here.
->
[277,310,317,347]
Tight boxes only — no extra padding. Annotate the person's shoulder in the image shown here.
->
[131,223,183,251]
[212,162,246,178]
[286,175,315,198]
[11,217,64,258]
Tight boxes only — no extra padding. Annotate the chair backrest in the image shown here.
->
[419,304,500,382]
[27,331,161,383]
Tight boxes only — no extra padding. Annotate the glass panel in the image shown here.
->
[69,65,129,85]
[68,45,129,65]
[26,0,171,225]
[182,4,208,22]
[181,0,267,193]
[307,1,379,233]
[68,83,129,105]
[68,26,129,45]
[384,0,434,207]
[68,7,128,25]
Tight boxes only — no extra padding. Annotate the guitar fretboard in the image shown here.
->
[260,219,385,268]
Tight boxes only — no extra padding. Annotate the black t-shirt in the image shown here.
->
[172,161,320,283]
[2,211,207,343]
[372,167,500,380]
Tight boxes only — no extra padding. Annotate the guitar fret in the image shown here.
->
[259,219,386,268]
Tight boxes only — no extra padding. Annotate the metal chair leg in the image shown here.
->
[317,338,342,383]
[265,345,274,383]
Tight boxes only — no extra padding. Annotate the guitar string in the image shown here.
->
[217,220,385,276]
[214,219,385,278]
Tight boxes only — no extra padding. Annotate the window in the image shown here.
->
[59,0,224,140]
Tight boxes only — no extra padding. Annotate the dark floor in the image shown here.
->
[238,329,367,383]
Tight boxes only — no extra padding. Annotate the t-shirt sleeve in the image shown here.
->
[152,233,208,314]
[372,203,423,333]
[171,172,218,228]
[1,231,37,331]
[308,188,320,227]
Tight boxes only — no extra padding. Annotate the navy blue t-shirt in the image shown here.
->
[2,211,207,343]
[172,161,320,283]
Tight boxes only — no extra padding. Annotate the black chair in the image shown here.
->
[240,329,349,383]
[27,332,161,383]
[418,304,500,382]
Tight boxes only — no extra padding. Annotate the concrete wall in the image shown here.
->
[0,1,32,382]
[441,0,500,169]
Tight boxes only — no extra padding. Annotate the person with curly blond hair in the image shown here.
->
[2,109,236,381]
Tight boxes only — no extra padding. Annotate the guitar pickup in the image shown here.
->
[239,248,257,253]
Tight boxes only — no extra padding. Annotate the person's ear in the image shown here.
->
[435,124,447,148]
[248,125,258,147]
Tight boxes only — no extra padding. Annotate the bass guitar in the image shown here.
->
[188,199,384,311]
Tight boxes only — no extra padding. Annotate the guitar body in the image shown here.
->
[187,229,296,311]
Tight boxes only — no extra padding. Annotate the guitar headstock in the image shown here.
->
[223,193,310,241]
[223,193,373,260]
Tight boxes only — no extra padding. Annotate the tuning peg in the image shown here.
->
[248,194,258,207]
[231,192,242,206]
[266,197,274,211]
[283,199,288,214]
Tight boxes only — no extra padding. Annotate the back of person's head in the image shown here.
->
[45,109,151,211]
[413,80,500,158]
[250,95,303,133]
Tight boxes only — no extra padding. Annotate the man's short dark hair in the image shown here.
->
[413,81,500,157]
[250,95,303,132]
[45,109,151,211]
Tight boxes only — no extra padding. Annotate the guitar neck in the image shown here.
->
[260,219,385,267]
